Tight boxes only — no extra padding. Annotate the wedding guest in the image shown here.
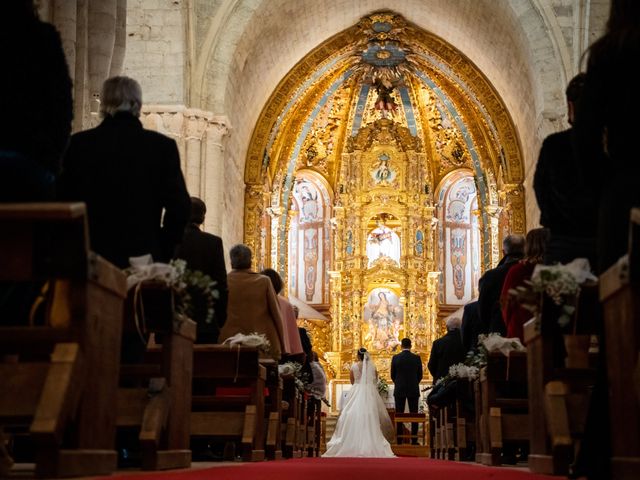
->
[175,197,228,343]
[571,2,640,476]
[260,268,304,358]
[427,317,465,385]
[219,245,285,360]
[477,235,525,335]
[534,75,597,267]
[460,300,481,353]
[308,351,327,401]
[0,0,72,202]
[59,76,190,269]
[573,0,640,274]
[0,0,73,329]
[500,228,550,342]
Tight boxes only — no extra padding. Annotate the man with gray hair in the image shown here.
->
[59,76,190,269]
[219,244,285,360]
[428,316,465,385]
[477,234,525,336]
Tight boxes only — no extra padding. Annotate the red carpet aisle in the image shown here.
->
[103,457,557,480]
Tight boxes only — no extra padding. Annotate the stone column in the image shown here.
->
[52,0,77,81]
[184,112,206,197]
[203,117,231,235]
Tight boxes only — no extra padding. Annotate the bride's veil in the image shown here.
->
[361,352,377,385]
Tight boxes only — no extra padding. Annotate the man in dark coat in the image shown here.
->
[534,73,598,267]
[175,197,228,343]
[59,76,189,366]
[428,317,466,384]
[390,338,423,444]
[477,235,524,335]
[461,300,482,353]
[59,76,190,269]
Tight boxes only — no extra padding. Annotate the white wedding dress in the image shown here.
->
[323,354,395,457]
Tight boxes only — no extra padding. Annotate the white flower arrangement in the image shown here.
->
[222,332,271,354]
[278,361,303,378]
[448,363,480,381]
[377,377,390,396]
[528,258,597,327]
[125,255,219,324]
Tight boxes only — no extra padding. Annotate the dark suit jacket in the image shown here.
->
[428,329,466,384]
[477,254,522,336]
[175,224,228,343]
[461,301,482,353]
[534,129,598,238]
[390,350,423,398]
[59,112,190,268]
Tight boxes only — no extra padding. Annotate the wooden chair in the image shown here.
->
[393,412,428,456]
[476,351,529,466]
[600,208,640,480]
[117,281,196,470]
[0,203,125,477]
[524,287,598,475]
[190,345,266,461]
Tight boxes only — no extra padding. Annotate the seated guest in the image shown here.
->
[175,197,228,343]
[260,268,304,358]
[500,228,549,341]
[219,245,284,360]
[534,74,597,267]
[58,76,190,362]
[428,316,465,385]
[59,76,190,269]
[478,235,525,335]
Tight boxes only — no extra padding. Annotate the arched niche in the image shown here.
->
[287,170,332,304]
[436,169,482,305]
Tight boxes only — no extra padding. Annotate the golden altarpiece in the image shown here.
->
[242,12,526,408]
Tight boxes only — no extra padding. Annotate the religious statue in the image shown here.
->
[373,78,398,119]
[366,222,400,265]
[371,153,396,185]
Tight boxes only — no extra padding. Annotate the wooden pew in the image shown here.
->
[476,351,529,466]
[306,397,322,457]
[600,208,640,480]
[524,287,598,475]
[0,203,125,477]
[190,345,266,461]
[280,376,302,458]
[117,281,196,470]
[260,359,283,460]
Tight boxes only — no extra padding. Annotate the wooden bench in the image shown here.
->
[280,376,303,458]
[260,359,283,460]
[524,287,598,475]
[428,379,475,461]
[600,208,640,480]
[476,351,529,466]
[190,345,266,461]
[117,281,196,470]
[0,203,125,477]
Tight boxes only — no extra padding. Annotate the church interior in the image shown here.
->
[1,0,639,479]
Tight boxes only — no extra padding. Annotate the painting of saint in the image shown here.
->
[371,153,396,185]
[363,289,403,351]
[366,223,401,265]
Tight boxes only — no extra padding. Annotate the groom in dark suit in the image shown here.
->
[390,338,423,444]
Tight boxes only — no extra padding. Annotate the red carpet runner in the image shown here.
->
[105,457,557,480]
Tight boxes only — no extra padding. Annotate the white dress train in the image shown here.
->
[322,355,395,458]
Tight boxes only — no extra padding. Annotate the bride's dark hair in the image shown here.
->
[357,347,367,360]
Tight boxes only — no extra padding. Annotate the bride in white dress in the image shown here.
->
[323,348,395,457]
